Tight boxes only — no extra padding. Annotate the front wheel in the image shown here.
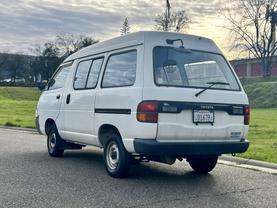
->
[103,133,131,178]
[47,125,64,157]
[188,156,218,173]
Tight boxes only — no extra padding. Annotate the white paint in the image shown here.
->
[37,31,249,155]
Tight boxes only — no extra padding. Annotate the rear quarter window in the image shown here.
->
[102,50,137,88]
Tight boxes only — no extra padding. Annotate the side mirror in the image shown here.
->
[37,83,47,91]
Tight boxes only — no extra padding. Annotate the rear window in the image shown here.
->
[153,47,240,90]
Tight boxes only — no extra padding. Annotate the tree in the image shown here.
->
[224,0,277,77]
[155,0,190,32]
[78,36,98,48]
[121,17,131,35]
[10,55,24,83]
[0,52,9,68]
[30,33,98,82]
[0,53,7,81]
[172,10,191,32]
[32,42,61,82]
[56,33,98,57]
[155,10,190,32]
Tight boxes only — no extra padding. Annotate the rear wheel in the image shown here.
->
[103,132,131,178]
[47,125,64,157]
[188,156,218,173]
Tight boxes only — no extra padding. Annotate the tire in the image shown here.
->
[47,125,64,157]
[188,156,218,173]
[103,132,131,178]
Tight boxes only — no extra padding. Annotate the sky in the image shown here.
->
[0,0,235,58]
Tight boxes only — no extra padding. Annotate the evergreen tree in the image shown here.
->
[121,17,131,35]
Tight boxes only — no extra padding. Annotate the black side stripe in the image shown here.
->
[95,108,131,115]
[156,101,246,115]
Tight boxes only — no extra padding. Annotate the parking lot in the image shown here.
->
[0,128,276,208]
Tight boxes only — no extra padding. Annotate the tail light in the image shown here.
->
[244,105,250,125]
[137,101,158,123]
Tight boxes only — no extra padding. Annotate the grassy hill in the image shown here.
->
[244,81,277,108]
[0,87,39,128]
[241,77,277,108]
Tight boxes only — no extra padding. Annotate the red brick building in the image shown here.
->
[230,57,277,77]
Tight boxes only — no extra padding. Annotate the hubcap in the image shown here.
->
[49,132,56,150]
[106,141,119,170]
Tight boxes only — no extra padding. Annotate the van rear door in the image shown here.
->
[143,46,249,142]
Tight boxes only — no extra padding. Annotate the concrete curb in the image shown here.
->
[220,155,277,170]
[0,126,38,133]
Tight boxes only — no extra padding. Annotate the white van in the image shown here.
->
[36,31,250,178]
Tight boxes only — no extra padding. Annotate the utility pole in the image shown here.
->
[165,0,171,31]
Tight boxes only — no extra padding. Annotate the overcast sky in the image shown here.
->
[0,0,234,58]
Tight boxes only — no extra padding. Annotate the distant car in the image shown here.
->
[2,77,25,83]
[36,31,250,178]
[2,78,12,83]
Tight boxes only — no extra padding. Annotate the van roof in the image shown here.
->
[64,31,222,63]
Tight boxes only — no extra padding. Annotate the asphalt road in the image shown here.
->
[0,128,276,208]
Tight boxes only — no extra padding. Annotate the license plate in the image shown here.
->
[193,110,214,124]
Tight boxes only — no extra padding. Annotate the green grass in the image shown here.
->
[237,108,277,163]
[0,87,39,128]
[0,86,276,163]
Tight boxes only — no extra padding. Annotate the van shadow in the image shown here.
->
[18,147,216,188]
[62,148,216,185]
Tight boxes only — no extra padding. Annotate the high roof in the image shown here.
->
[64,31,221,62]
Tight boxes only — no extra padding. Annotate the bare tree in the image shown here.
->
[155,0,190,33]
[32,42,61,81]
[172,10,191,32]
[224,0,277,77]
[155,10,190,32]
[56,33,98,57]
[29,33,98,82]
[121,17,131,35]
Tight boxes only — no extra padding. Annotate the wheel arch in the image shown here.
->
[45,118,56,135]
[98,124,122,147]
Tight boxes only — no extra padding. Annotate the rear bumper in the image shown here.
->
[133,139,249,156]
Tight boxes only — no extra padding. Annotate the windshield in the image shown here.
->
[153,46,240,90]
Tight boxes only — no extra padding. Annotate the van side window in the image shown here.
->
[102,50,137,88]
[48,65,70,90]
[86,58,104,89]
[74,60,92,89]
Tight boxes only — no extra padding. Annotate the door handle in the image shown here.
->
[66,94,71,104]
[56,94,61,99]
